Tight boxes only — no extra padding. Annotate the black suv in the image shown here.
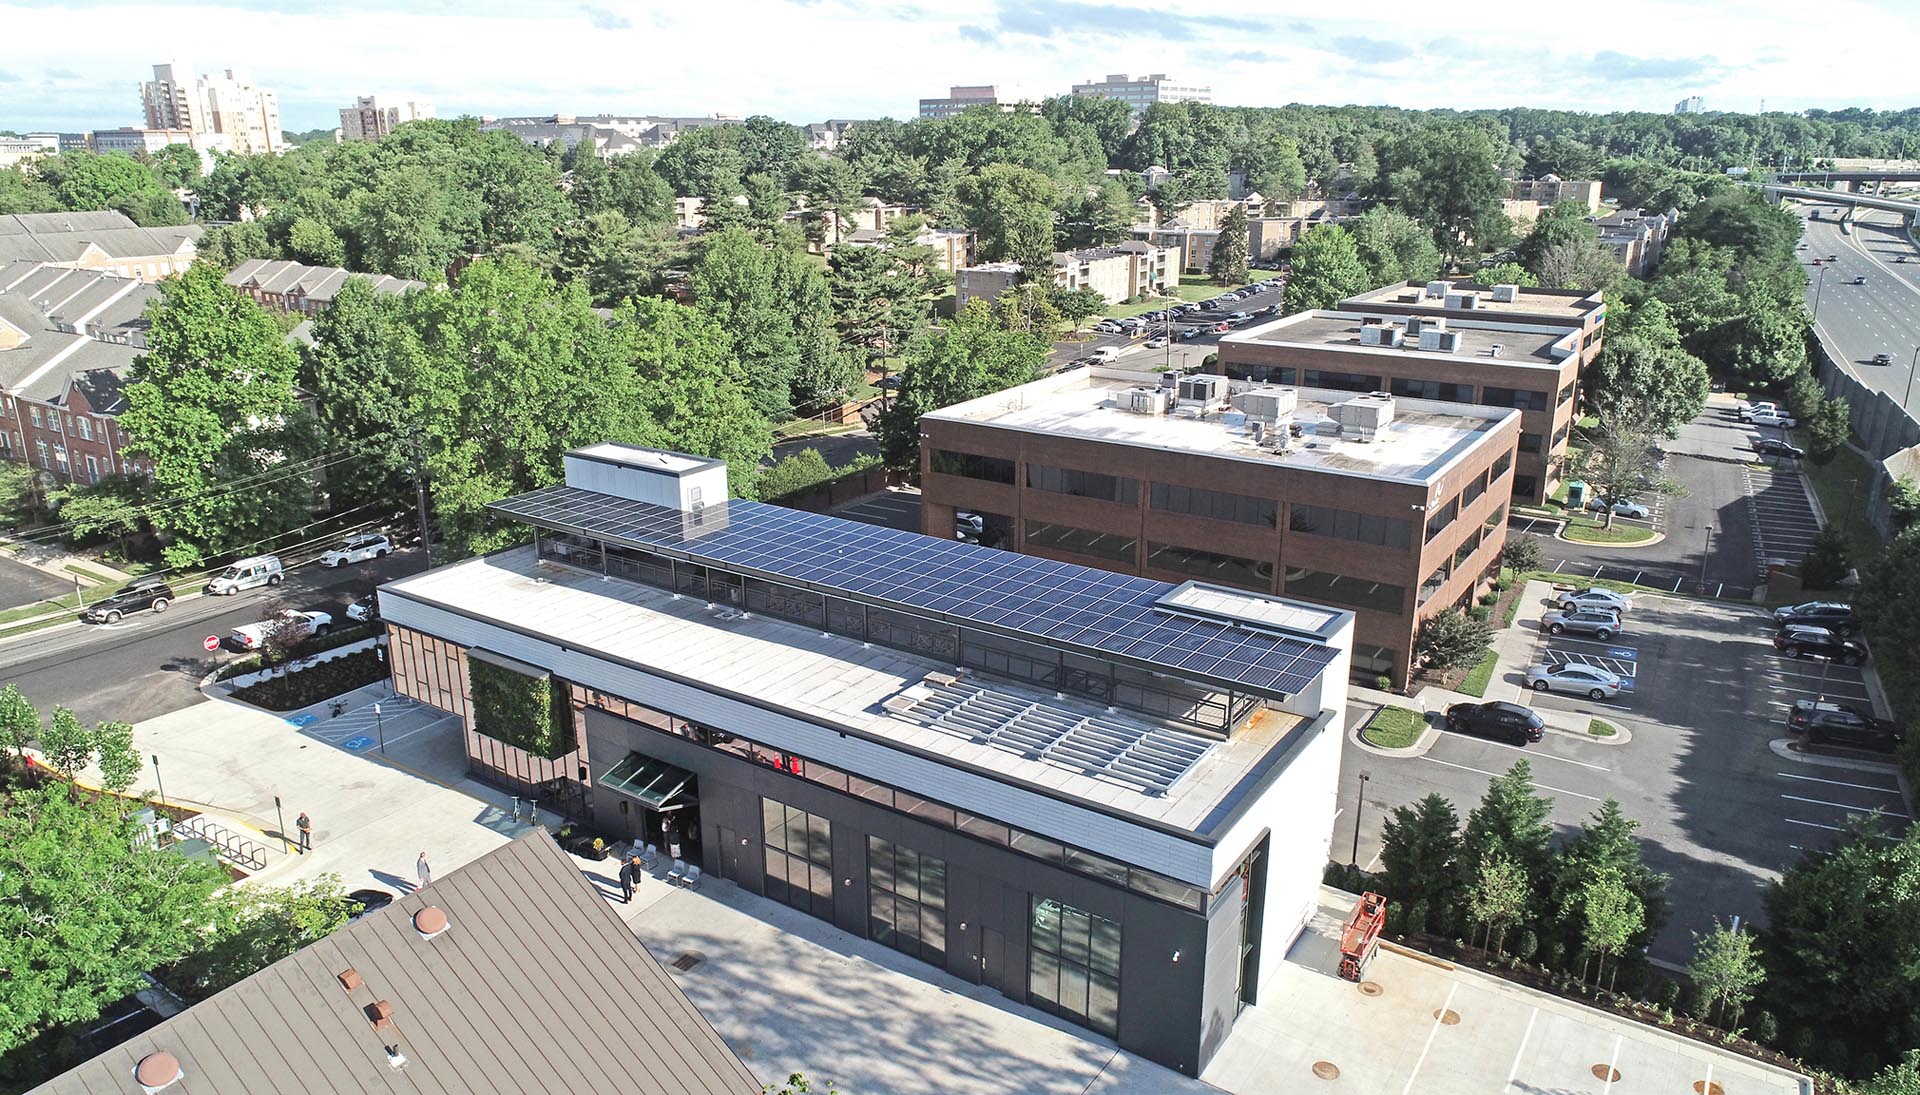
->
[1444,701,1545,746]
[1788,700,1900,753]
[1773,625,1867,665]
[1772,601,1857,635]
[81,575,176,624]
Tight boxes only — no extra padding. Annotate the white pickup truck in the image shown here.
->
[1736,400,1778,422]
[228,609,333,651]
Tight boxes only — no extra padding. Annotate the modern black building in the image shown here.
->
[377,443,1354,1076]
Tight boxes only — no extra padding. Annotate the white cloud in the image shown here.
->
[0,0,1914,132]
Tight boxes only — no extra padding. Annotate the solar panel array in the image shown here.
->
[491,484,1338,697]
[896,679,1212,796]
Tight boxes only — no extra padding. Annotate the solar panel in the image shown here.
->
[490,485,1338,698]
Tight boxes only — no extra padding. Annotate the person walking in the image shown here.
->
[295,811,312,854]
[416,851,432,889]
[618,855,640,903]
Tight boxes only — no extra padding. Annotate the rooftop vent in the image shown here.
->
[1488,343,1504,358]
[1425,280,1453,299]
[1330,393,1395,437]
[1419,329,1463,353]
[1491,283,1520,303]
[134,1052,184,1094]
[1118,386,1169,416]
[1358,324,1403,347]
[366,999,396,1031]
[413,906,449,940]
[338,968,363,991]
[1232,385,1298,423]
[1444,291,1481,310]
[1175,374,1226,410]
[385,1046,408,1070]
[1397,292,1422,303]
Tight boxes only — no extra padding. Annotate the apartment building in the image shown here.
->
[1072,74,1211,115]
[845,224,976,273]
[955,242,1180,310]
[224,259,426,313]
[1674,95,1705,114]
[1508,175,1603,214]
[918,85,1038,120]
[377,442,1354,1076]
[0,262,159,482]
[1595,207,1677,277]
[339,94,435,141]
[0,134,57,169]
[919,368,1518,685]
[0,211,201,282]
[140,61,282,155]
[1138,217,1305,273]
[481,117,642,158]
[1222,280,1608,505]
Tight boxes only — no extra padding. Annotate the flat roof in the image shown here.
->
[381,547,1312,836]
[1224,310,1571,369]
[1341,280,1603,320]
[926,369,1517,485]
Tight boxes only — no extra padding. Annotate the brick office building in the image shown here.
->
[919,368,1520,685]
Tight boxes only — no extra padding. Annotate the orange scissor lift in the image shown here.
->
[1338,892,1388,981]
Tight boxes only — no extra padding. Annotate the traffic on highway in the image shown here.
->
[1798,202,1920,405]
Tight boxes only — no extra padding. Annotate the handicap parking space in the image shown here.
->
[1524,628,1641,715]
[290,694,461,756]
[1743,466,1822,572]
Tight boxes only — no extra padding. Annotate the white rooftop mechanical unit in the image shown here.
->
[1418,328,1463,353]
[1491,283,1521,302]
[1175,374,1227,414]
[1425,280,1453,298]
[1116,386,1170,415]
[1359,323,1404,347]
[1329,393,1395,441]
[1232,385,1298,425]
[1444,291,1482,310]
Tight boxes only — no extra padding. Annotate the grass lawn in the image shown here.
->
[1800,440,1881,558]
[1560,515,1657,545]
[1362,706,1426,749]
[1456,648,1500,698]
[64,563,116,585]
[1589,719,1619,737]
[0,591,81,625]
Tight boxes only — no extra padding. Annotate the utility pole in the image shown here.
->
[1349,770,1371,867]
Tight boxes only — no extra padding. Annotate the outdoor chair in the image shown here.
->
[639,843,660,869]
[681,865,702,890]
[666,859,687,885]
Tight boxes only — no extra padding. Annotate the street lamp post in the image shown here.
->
[1812,264,1829,322]
[375,702,387,754]
[1349,770,1372,867]
[1905,346,1920,412]
[151,754,165,806]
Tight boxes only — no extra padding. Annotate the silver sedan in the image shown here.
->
[1554,587,1633,614]
[1523,662,1624,700]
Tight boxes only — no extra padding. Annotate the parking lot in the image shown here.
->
[1744,464,1822,573]
[832,488,923,532]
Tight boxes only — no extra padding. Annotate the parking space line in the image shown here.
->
[1778,771,1903,794]
[1601,1033,1623,1095]
[1783,793,1909,818]
[1399,982,1458,1095]
[1785,817,1845,831]
[1503,1007,1538,1092]
[1423,756,1604,799]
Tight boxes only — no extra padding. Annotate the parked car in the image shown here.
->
[1445,701,1546,745]
[1146,337,1168,349]
[345,594,380,623]
[1586,497,1651,519]
[1094,321,1120,333]
[1735,401,1778,421]
[1773,601,1858,634]
[1541,608,1623,639]
[1227,311,1250,323]
[320,534,392,568]
[1773,624,1867,664]
[1554,587,1633,614]
[205,555,284,595]
[1211,321,1232,333]
[81,575,177,624]
[1523,662,1624,700]
[1089,347,1120,364]
[1179,326,1202,340]
[228,608,333,652]
[1750,411,1799,428]
[1257,303,1279,316]
[1753,438,1806,459]
[1787,700,1900,752]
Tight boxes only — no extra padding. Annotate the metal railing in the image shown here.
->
[173,815,268,871]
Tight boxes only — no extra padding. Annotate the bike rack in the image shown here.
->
[175,815,268,872]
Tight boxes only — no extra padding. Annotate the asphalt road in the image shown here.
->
[770,429,879,469]
[1048,278,1287,373]
[0,553,75,610]
[1797,205,1920,407]
[0,549,423,727]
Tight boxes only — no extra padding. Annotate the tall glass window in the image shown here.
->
[1149,483,1277,527]
[1029,897,1122,1037]
[928,449,1015,484]
[1389,377,1474,403]
[1302,369,1381,392]
[1027,464,1139,505]
[1287,504,1412,550]
[867,837,946,967]
[1024,521,1137,564]
[762,798,834,920]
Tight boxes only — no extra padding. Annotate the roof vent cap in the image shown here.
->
[413,906,449,939]
[134,1052,184,1093]
[338,968,362,991]
[367,999,396,1030]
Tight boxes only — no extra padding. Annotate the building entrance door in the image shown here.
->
[981,927,1007,995]
[718,826,746,884]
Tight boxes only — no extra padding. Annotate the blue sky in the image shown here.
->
[1,0,1914,133]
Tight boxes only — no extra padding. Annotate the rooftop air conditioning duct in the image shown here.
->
[1398,292,1422,303]
[1160,370,1178,390]
[1121,386,1169,415]
[1425,280,1453,299]
[1176,374,1226,409]
[1419,329,1463,353]
[1492,283,1520,303]
[1488,343,1504,358]
[1359,325,1403,347]
[1405,316,1424,336]
[1445,291,1481,310]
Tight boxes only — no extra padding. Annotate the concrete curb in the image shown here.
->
[1349,711,1440,758]
[1554,527,1667,550]
[1766,736,1903,774]
[1544,717,1633,746]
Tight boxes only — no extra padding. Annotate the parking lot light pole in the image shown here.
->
[375,702,386,754]
[1350,770,1371,867]
[1812,264,1828,322]
[1905,346,1920,411]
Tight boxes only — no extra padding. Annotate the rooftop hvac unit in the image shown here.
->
[1359,325,1404,347]
[1232,385,1298,423]
[1419,329,1463,353]
[1119,386,1170,415]
[1176,374,1227,408]
[1397,292,1422,303]
[1330,393,1395,435]
[1445,291,1482,310]
[1491,283,1521,303]
[1160,370,1179,390]
[1488,343,1504,358]
[1425,280,1453,299]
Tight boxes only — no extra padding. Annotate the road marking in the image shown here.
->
[1601,1034,1624,1095]
[1503,1007,1539,1092]
[1400,982,1458,1095]
[1778,771,1902,794]
[377,713,460,751]
[1785,817,1845,832]
[1782,793,1910,818]
[1423,755,1605,797]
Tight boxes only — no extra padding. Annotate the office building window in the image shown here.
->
[1284,569,1406,614]
[1453,528,1482,570]
[868,837,946,967]
[762,798,834,920]
[1027,464,1139,505]
[1024,520,1136,564]
[75,417,92,441]
[1559,381,1576,405]
[1221,363,1296,386]
[1518,433,1543,454]
[1418,562,1450,604]
[1390,377,1474,404]
[1512,475,1538,498]
[1552,423,1570,447]
[1029,897,1122,1038]
[1463,472,1487,507]
[1484,503,1507,530]
[1302,369,1381,393]
[28,407,41,427]
[1149,482,1276,527]
[1288,504,1412,550]
[1491,451,1513,480]
[1424,498,1458,543]
[1482,387,1550,411]
[1146,542,1269,591]
[928,449,1015,484]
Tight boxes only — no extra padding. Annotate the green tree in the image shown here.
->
[1688,919,1766,1030]
[91,720,140,794]
[1055,179,1135,250]
[1549,798,1668,961]
[47,476,144,558]
[1146,174,1193,226]
[554,209,674,308]
[873,299,1048,474]
[1856,525,1920,724]
[302,277,418,509]
[163,875,358,1001]
[956,163,1060,275]
[758,448,835,501]
[692,228,849,418]
[827,240,931,379]
[1209,204,1251,285]
[1248,134,1308,203]
[1535,238,1626,293]
[1579,866,1644,989]
[1284,225,1371,313]
[1467,850,1533,955]
[1862,1050,1920,1095]
[0,683,40,761]
[1806,396,1851,464]
[35,150,188,225]
[1350,206,1442,285]
[1379,793,1462,911]
[38,706,94,777]
[1515,200,1600,275]
[194,219,273,269]
[121,264,319,563]
[1502,533,1543,573]
[1377,125,1507,266]
[1570,407,1679,527]
[147,144,202,191]
[1584,334,1710,437]
[1475,261,1539,287]
[1800,525,1852,590]
[1461,760,1555,892]
[1416,607,1490,673]
[1052,286,1107,335]
[284,215,347,266]
[0,784,227,1058]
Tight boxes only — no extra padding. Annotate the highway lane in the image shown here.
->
[1796,205,1920,408]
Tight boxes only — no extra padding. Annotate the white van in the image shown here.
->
[1089,346,1121,364]
[205,555,285,596]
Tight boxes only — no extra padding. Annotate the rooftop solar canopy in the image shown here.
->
[489,485,1339,698]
